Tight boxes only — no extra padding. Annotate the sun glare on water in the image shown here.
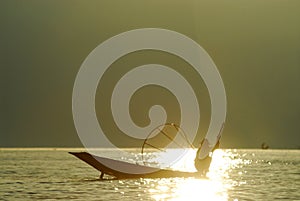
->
[149,149,239,201]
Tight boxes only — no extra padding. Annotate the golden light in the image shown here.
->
[169,178,227,201]
[148,149,239,201]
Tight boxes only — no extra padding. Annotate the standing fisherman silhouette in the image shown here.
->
[194,124,223,174]
[194,139,220,174]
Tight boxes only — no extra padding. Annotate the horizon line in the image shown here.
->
[0,147,299,151]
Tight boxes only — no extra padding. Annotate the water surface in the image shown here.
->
[0,149,299,200]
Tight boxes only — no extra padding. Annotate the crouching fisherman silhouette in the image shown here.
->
[194,139,220,174]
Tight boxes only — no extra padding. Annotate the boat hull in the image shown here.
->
[69,152,201,179]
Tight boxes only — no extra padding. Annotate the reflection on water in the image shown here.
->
[150,178,227,201]
[147,149,246,201]
[1,149,299,200]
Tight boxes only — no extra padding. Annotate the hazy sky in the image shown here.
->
[1,0,299,148]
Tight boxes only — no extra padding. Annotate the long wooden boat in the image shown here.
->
[69,152,201,179]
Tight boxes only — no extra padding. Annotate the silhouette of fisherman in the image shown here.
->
[261,142,269,149]
[194,138,220,174]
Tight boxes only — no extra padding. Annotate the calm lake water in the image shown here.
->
[0,148,299,201]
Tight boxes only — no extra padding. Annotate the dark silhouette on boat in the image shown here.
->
[261,142,269,149]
